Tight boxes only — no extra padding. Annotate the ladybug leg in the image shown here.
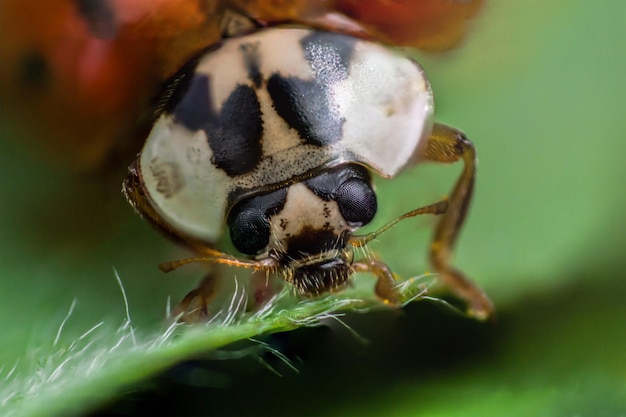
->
[418,123,494,320]
[171,273,220,323]
[352,258,401,305]
[350,200,448,305]
[244,269,276,309]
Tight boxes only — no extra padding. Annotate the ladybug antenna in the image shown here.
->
[349,200,448,247]
[159,253,278,273]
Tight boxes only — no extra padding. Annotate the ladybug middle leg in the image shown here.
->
[417,122,494,320]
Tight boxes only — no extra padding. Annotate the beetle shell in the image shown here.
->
[138,27,434,245]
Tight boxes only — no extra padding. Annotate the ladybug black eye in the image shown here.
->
[227,188,288,255]
[228,206,271,255]
[336,178,377,227]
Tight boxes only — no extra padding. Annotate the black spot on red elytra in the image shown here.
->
[19,52,51,90]
[75,0,118,39]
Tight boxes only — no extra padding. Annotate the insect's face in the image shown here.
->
[227,164,376,296]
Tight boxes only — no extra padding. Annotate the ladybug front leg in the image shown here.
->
[418,123,494,320]
[352,258,401,305]
[171,273,220,323]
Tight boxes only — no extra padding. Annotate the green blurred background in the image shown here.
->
[1,1,625,415]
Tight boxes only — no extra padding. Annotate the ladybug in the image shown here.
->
[1,1,491,320]
[124,24,493,321]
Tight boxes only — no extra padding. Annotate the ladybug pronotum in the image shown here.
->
[124,26,493,321]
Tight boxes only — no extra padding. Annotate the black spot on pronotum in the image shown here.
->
[19,52,51,90]
[267,73,344,146]
[75,0,118,39]
[240,43,263,88]
[156,51,207,119]
[172,75,211,131]
[209,84,263,175]
[300,31,356,83]
[173,74,264,176]
[266,31,355,146]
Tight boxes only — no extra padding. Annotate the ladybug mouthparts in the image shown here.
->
[289,257,352,297]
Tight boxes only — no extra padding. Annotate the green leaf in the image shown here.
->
[0,263,438,417]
